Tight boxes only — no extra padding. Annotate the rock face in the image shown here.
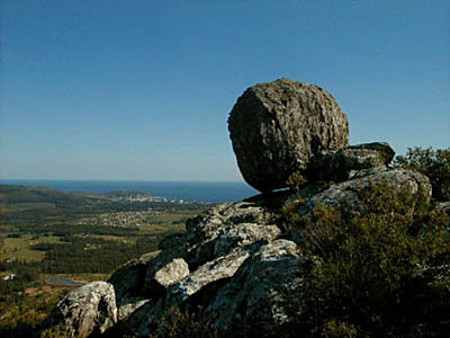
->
[153,258,190,289]
[46,80,441,337]
[46,281,117,338]
[46,164,433,336]
[228,78,349,192]
[106,200,285,337]
[304,167,432,212]
[309,142,396,182]
[205,240,303,333]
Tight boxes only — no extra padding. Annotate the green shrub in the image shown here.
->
[0,290,68,338]
[283,182,450,337]
[394,147,450,201]
[150,307,218,338]
[286,172,307,192]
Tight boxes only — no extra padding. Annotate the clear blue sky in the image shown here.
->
[1,0,449,181]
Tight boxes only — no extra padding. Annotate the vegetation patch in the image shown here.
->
[280,181,450,337]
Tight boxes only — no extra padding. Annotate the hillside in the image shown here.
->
[2,185,96,207]
[1,185,160,208]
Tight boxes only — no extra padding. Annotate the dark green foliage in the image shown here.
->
[395,146,450,201]
[150,308,218,338]
[0,288,68,338]
[40,223,139,237]
[0,261,42,298]
[286,172,307,192]
[29,234,168,274]
[282,182,450,337]
[1,185,94,208]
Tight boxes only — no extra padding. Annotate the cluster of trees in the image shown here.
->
[31,234,170,274]
[0,260,42,298]
[0,285,68,338]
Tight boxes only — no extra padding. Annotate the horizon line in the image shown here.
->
[0,177,247,184]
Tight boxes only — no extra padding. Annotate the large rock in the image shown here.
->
[228,78,349,192]
[46,281,117,338]
[185,201,276,265]
[303,167,432,213]
[205,240,303,335]
[309,142,396,182]
[167,248,251,305]
[46,78,447,337]
[108,250,159,302]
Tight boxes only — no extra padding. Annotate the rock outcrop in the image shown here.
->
[204,239,303,333]
[228,78,349,192]
[46,281,117,338]
[308,142,396,182]
[46,79,444,337]
[303,166,431,213]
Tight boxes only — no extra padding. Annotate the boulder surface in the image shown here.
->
[308,142,396,182]
[46,281,117,338]
[228,78,349,192]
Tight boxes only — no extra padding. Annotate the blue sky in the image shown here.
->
[2,0,449,181]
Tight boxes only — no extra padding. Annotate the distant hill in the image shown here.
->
[1,185,155,209]
[1,185,95,207]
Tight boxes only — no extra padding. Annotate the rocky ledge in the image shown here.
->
[45,79,447,337]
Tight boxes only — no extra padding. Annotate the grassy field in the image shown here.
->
[1,235,64,262]
[43,273,110,283]
[138,222,185,235]
[2,202,56,213]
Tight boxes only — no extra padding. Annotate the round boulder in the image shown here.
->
[228,78,349,192]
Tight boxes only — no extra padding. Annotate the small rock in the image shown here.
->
[214,222,281,257]
[117,296,150,322]
[185,201,273,265]
[154,258,190,289]
[435,201,450,216]
[143,254,189,298]
[167,249,251,304]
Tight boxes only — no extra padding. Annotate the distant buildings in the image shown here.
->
[2,273,16,281]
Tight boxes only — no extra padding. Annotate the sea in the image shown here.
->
[1,179,259,203]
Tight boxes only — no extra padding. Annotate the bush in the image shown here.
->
[394,147,450,201]
[150,307,218,338]
[0,290,68,338]
[286,173,308,192]
[283,182,450,337]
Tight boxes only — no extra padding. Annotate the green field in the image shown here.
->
[1,235,64,262]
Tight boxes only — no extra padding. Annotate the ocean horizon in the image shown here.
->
[0,179,259,203]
